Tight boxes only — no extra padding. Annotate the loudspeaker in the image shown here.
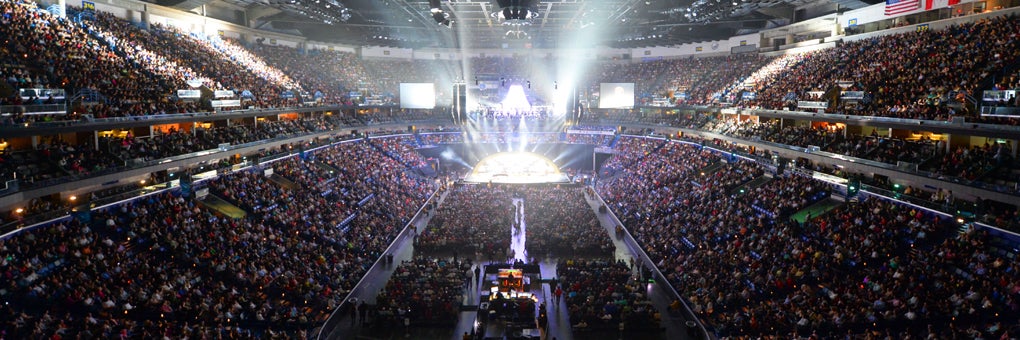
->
[453,83,467,124]
[567,87,579,123]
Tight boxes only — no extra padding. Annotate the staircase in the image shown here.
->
[70,88,107,106]
[413,133,425,147]
[608,134,621,148]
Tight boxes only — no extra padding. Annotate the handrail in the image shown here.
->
[0,103,67,114]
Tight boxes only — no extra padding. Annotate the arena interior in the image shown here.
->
[2,0,1020,339]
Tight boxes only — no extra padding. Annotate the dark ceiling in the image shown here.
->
[172,0,881,49]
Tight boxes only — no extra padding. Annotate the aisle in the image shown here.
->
[324,189,450,340]
[511,198,528,262]
[584,192,700,340]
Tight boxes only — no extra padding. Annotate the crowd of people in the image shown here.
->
[416,185,513,260]
[523,186,613,257]
[598,137,671,178]
[748,15,1020,124]
[1,0,1017,185]
[747,173,831,219]
[1,1,1020,128]
[0,134,438,338]
[374,257,470,326]
[0,114,355,198]
[418,132,465,146]
[4,3,1020,338]
[0,0,188,120]
[564,132,614,146]
[368,135,427,168]
[596,135,1020,337]
[1,119,1018,339]
[558,259,660,332]
[683,114,1016,193]
[246,44,367,105]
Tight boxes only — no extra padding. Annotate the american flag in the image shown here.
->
[885,0,920,15]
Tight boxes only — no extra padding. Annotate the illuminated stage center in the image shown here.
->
[464,152,569,184]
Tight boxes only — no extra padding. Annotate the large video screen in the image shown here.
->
[599,83,635,109]
[399,83,436,109]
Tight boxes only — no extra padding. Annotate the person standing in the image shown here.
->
[358,301,367,325]
[348,301,357,325]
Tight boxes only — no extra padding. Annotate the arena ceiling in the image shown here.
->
[155,0,883,48]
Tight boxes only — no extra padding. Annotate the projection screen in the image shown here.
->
[399,83,436,109]
[599,83,635,109]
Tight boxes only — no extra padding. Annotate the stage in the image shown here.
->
[463,152,571,184]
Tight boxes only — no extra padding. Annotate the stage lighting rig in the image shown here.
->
[268,0,352,24]
[428,0,452,27]
[492,0,538,24]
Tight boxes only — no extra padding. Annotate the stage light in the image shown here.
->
[501,85,532,113]
[427,0,451,26]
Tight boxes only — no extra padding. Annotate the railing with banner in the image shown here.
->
[19,88,66,100]
[840,91,865,100]
[176,89,201,99]
[749,108,1020,133]
[981,106,1020,118]
[213,90,235,98]
[797,100,828,109]
[566,128,615,135]
[211,99,241,108]
[982,90,1017,102]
